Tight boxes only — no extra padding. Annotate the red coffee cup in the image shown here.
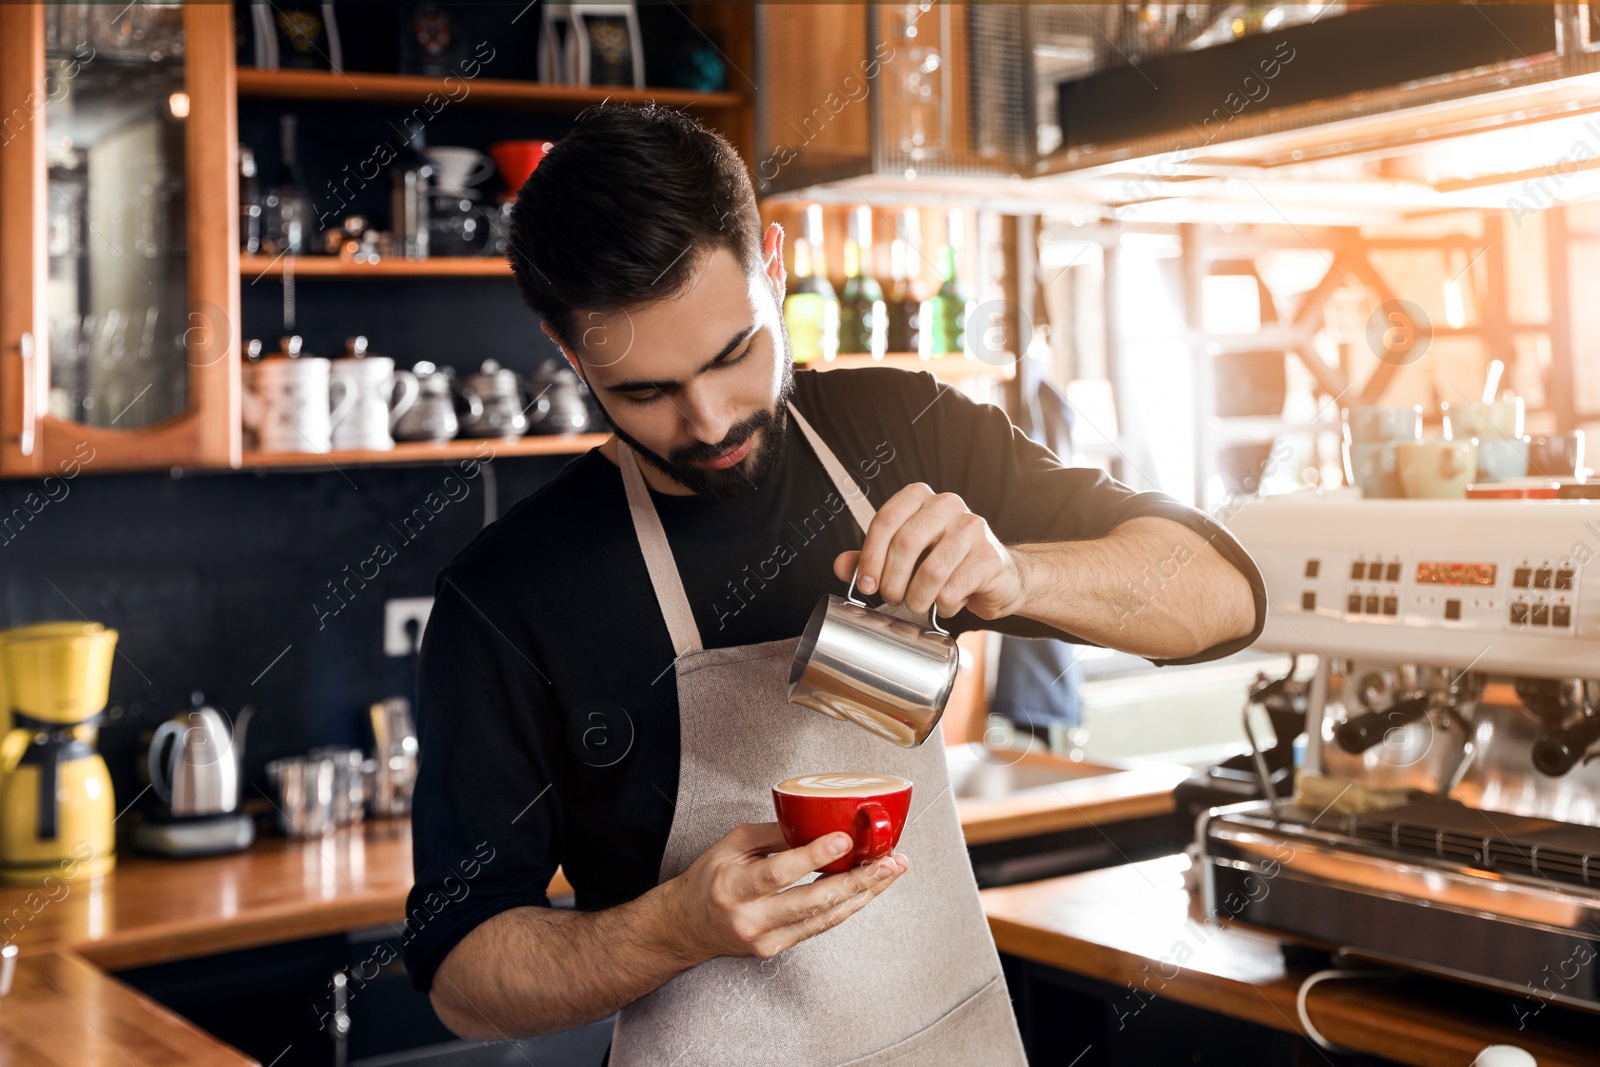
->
[772,773,912,875]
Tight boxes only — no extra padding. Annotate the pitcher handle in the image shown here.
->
[329,377,358,429]
[389,372,420,430]
[147,718,182,804]
[846,564,947,636]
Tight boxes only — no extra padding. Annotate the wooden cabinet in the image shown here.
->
[0,3,240,476]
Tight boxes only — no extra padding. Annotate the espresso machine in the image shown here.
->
[1199,496,1600,1013]
[0,621,118,884]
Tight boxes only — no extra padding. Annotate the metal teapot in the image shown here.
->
[525,364,592,435]
[393,360,469,443]
[458,359,528,439]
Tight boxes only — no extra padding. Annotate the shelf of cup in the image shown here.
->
[236,68,745,112]
[241,255,511,278]
[805,354,1017,380]
[237,434,610,470]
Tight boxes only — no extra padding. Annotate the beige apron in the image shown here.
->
[607,402,1028,1067]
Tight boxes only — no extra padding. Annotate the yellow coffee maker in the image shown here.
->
[0,621,118,884]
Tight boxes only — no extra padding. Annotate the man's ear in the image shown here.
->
[762,222,785,301]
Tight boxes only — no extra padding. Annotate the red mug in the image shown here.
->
[772,773,912,875]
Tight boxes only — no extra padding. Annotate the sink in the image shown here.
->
[945,741,1118,801]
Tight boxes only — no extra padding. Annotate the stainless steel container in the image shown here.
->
[788,570,959,747]
[265,755,336,837]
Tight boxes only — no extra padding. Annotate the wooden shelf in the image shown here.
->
[238,434,608,470]
[237,68,744,112]
[807,353,1016,380]
[242,254,510,278]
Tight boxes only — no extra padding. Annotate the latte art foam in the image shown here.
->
[775,773,911,797]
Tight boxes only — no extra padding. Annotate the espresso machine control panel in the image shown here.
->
[1228,496,1600,679]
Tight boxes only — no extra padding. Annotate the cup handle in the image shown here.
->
[854,801,893,864]
[846,564,948,636]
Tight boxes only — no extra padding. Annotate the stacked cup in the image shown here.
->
[1443,398,1527,483]
[1342,406,1421,498]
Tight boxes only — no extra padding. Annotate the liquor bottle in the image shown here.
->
[783,204,839,364]
[929,209,974,357]
[839,206,886,359]
[264,114,311,255]
[884,208,926,357]
[238,144,261,255]
[390,123,434,260]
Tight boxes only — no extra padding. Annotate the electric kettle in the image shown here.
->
[133,693,255,857]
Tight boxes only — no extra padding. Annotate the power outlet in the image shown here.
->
[383,597,434,657]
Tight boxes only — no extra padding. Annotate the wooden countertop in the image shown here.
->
[0,769,1181,1066]
[0,949,257,1066]
[0,817,580,973]
[954,760,1186,846]
[982,854,1600,1067]
[3,759,1177,973]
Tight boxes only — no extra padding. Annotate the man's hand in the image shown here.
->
[832,482,1025,621]
[662,822,908,963]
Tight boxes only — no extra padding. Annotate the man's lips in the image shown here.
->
[692,434,754,469]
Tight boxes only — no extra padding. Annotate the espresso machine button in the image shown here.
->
[1513,566,1532,588]
[1534,568,1554,589]
[1385,562,1401,583]
[1444,599,1461,620]
[1510,602,1530,624]
[1556,569,1575,590]
[1531,604,1551,626]
[1552,604,1572,627]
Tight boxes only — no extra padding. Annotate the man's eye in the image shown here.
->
[624,390,666,405]
[719,346,751,367]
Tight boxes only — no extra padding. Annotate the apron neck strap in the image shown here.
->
[618,399,878,657]
[785,402,876,537]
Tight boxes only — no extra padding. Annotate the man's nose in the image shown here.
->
[678,383,737,445]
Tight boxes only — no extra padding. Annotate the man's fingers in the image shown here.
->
[747,831,855,893]
[757,854,909,953]
[766,852,907,924]
[722,821,790,860]
[856,483,934,594]
[833,550,862,584]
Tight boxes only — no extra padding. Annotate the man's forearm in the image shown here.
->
[1010,516,1256,659]
[429,881,701,1040]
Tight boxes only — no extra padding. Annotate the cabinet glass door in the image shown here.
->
[2,2,237,476]
[44,4,189,430]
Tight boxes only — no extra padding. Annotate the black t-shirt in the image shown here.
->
[402,366,1266,993]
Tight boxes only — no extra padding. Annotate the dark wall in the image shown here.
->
[0,451,578,819]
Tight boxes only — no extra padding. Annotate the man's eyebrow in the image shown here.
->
[601,324,759,393]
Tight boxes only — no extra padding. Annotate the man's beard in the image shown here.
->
[594,327,798,500]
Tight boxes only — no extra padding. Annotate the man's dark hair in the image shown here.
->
[506,103,764,358]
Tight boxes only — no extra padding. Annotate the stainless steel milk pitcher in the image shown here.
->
[788,568,960,747]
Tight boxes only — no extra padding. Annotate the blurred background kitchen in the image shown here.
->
[2,3,1600,1066]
